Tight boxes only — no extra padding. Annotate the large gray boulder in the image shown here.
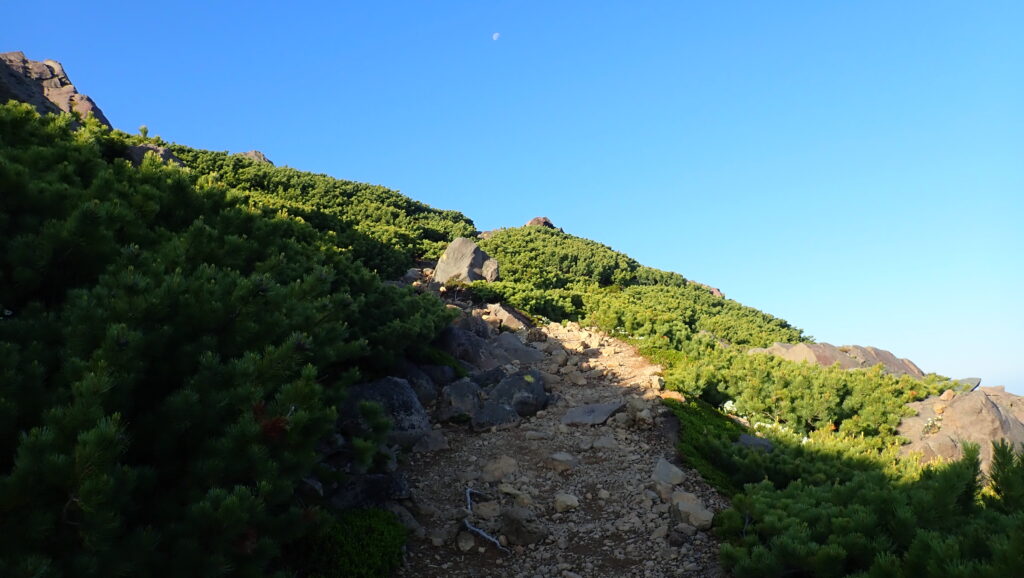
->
[433,238,499,284]
[748,342,924,379]
[436,378,483,422]
[342,377,431,448]
[437,326,512,371]
[0,51,110,127]
[489,369,549,417]
[897,388,1024,472]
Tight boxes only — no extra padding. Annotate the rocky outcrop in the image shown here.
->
[125,144,182,167]
[0,51,110,127]
[526,216,557,229]
[897,387,1024,472]
[748,342,925,378]
[237,150,273,165]
[432,238,499,284]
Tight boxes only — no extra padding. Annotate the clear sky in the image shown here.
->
[7,1,1022,392]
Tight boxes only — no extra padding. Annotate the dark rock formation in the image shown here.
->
[341,377,432,449]
[432,238,499,285]
[0,51,110,127]
[747,342,924,378]
[897,387,1024,472]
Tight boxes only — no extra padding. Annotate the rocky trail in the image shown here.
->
[392,306,730,578]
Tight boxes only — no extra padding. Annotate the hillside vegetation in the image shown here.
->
[1,101,1021,577]
[0,103,457,576]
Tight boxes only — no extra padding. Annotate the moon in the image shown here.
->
[492,32,500,41]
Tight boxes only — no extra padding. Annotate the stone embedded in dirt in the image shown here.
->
[561,402,625,425]
[481,455,518,482]
[471,401,521,431]
[592,435,618,450]
[652,458,685,486]
[546,452,580,474]
[474,500,501,519]
[500,507,547,545]
[492,332,546,364]
[553,493,580,512]
[670,492,714,530]
[456,531,475,552]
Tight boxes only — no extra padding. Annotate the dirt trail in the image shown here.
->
[398,320,729,578]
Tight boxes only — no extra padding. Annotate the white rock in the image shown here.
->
[652,458,685,486]
[554,493,580,512]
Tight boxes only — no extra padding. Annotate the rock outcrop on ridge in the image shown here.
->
[898,386,1024,473]
[748,342,925,378]
[0,51,110,127]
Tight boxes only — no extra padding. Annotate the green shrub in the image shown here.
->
[289,509,406,578]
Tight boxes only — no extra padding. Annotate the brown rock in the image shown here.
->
[898,389,1024,472]
[0,51,110,127]
[748,342,924,379]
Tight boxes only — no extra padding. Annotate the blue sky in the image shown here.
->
[7,1,1022,392]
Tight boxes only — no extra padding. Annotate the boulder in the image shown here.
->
[526,216,557,228]
[342,378,431,448]
[492,332,546,364]
[471,401,521,431]
[489,369,550,417]
[0,51,111,127]
[237,150,273,165]
[485,303,534,331]
[126,144,182,167]
[897,389,1024,472]
[652,458,686,486]
[399,363,438,407]
[436,378,483,422]
[748,342,924,379]
[432,238,499,284]
[436,326,510,371]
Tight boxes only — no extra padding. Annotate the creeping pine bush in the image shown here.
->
[0,103,452,577]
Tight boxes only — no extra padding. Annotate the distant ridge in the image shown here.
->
[748,341,925,378]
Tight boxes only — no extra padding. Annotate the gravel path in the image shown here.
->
[397,321,730,578]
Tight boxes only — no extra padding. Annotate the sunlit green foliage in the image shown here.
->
[169,146,477,275]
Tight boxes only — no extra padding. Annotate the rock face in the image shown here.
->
[526,216,557,229]
[0,51,110,127]
[897,387,1024,472]
[237,150,273,165]
[432,238,499,284]
[748,342,924,378]
[126,144,182,167]
[341,377,432,449]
